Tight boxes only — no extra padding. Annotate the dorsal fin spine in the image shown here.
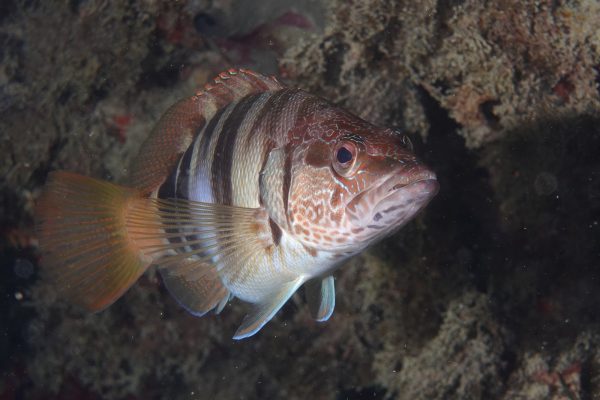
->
[130,69,284,194]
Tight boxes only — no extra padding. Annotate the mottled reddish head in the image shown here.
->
[286,101,438,254]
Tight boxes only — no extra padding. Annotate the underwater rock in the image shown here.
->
[282,0,600,148]
[374,291,510,399]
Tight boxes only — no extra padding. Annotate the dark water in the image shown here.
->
[2,1,600,399]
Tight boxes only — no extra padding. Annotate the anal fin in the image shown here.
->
[233,277,304,340]
[305,276,336,322]
[160,258,230,317]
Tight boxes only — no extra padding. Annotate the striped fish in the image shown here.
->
[35,69,438,339]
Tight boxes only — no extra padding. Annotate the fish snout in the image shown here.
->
[368,164,438,226]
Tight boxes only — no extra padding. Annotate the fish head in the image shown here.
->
[287,112,438,254]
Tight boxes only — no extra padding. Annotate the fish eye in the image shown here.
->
[336,146,353,164]
[333,141,358,176]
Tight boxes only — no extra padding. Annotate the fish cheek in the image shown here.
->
[288,166,323,229]
[330,188,342,209]
[304,142,331,168]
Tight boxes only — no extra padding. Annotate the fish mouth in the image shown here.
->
[345,165,439,227]
[377,166,438,200]
[390,173,437,193]
[368,166,439,223]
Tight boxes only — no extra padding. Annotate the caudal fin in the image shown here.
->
[35,171,155,311]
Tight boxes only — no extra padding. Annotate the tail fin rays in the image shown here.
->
[35,171,157,311]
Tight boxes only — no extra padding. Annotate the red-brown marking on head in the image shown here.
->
[305,142,330,168]
[329,188,342,209]
[281,92,438,254]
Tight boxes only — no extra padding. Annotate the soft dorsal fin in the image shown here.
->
[130,69,284,195]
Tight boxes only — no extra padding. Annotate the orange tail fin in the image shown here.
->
[35,171,158,311]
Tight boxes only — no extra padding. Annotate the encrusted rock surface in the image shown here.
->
[282,0,600,148]
[2,1,600,399]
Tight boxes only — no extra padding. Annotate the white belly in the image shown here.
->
[218,231,334,303]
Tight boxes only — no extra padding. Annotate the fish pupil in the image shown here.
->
[336,146,353,164]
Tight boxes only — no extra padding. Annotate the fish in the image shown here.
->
[34,69,439,339]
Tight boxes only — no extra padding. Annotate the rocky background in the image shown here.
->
[1,0,600,399]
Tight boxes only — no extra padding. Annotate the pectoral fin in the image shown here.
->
[233,277,304,340]
[127,197,271,276]
[305,275,336,322]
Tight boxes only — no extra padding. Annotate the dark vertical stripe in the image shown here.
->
[158,111,214,201]
[158,125,208,253]
[211,94,262,205]
[268,217,282,246]
[199,106,229,160]
[282,143,293,217]
[158,156,185,248]
[175,139,195,199]
[157,161,179,200]
[244,90,287,145]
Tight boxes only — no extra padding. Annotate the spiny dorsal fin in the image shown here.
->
[130,69,285,195]
[198,69,283,101]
